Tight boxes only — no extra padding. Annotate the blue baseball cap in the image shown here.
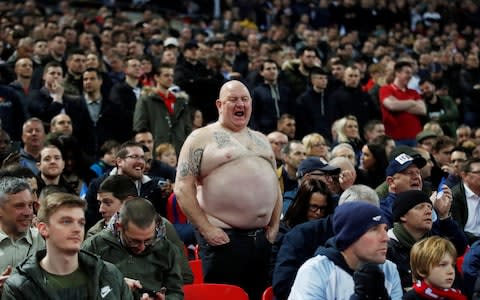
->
[386,153,426,177]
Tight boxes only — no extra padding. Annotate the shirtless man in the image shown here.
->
[175,80,281,300]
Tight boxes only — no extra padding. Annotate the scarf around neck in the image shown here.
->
[393,222,422,249]
[413,280,466,300]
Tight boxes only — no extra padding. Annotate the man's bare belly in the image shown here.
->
[198,156,278,229]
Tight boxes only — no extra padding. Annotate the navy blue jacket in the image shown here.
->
[251,81,294,135]
[272,215,334,300]
[0,85,26,141]
[296,87,333,140]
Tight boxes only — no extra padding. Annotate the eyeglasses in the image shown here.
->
[124,155,145,161]
[311,143,327,147]
[451,159,467,163]
[270,141,287,146]
[122,231,158,248]
[308,204,328,213]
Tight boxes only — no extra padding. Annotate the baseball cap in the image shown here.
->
[386,153,427,177]
[297,157,340,178]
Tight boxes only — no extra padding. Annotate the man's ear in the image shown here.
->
[37,222,49,239]
[399,215,407,223]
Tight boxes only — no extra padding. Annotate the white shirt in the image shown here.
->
[464,183,480,237]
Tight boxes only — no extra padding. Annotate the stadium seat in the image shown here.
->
[188,259,204,284]
[183,283,249,300]
[262,286,274,300]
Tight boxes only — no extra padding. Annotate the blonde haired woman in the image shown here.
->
[302,133,329,162]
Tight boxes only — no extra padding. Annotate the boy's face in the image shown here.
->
[38,207,85,254]
[97,192,122,223]
[425,253,455,289]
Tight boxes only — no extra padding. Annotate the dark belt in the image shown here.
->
[222,227,265,237]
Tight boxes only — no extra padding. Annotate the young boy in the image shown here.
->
[405,236,466,299]
[2,192,132,299]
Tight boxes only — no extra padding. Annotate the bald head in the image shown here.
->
[216,80,252,132]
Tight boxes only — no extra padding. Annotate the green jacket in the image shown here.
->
[1,249,132,300]
[82,230,184,300]
[133,88,191,154]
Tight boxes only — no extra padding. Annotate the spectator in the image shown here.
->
[84,197,184,300]
[379,61,426,146]
[155,143,177,169]
[277,114,296,140]
[133,63,191,155]
[387,190,466,291]
[406,237,466,299]
[296,67,333,140]
[0,177,45,288]
[267,131,288,167]
[19,118,45,175]
[273,185,379,300]
[288,201,402,300]
[2,192,132,299]
[251,59,293,135]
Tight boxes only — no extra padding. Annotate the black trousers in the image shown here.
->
[195,228,272,300]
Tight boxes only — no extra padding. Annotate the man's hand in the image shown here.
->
[140,292,165,300]
[431,185,453,219]
[2,151,20,168]
[200,225,230,246]
[51,79,64,103]
[124,277,142,290]
[339,169,355,191]
[265,222,279,244]
[0,266,13,290]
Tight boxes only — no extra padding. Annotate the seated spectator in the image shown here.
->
[0,177,45,286]
[90,140,119,177]
[2,193,132,299]
[333,115,363,157]
[36,145,75,195]
[405,237,466,299]
[82,198,184,300]
[155,143,177,169]
[359,143,388,189]
[288,201,403,300]
[48,113,73,136]
[273,185,379,300]
[302,133,329,162]
[86,174,193,284]
[387,190,466,291]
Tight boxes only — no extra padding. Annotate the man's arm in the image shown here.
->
[174,131,230,246]
[382,96,416,112]
[133,96,148,132]
[266,186,282,243]
[405,99,427,115]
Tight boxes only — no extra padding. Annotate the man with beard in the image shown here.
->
[0,177,45,292]
[82,198,183,300]
[62,49,86,96]
[36,144,75,195]
[419,78,458,137]
[85,141,166,229]
[283,46,319,100]
[386,190,466,291]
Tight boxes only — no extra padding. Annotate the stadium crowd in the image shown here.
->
[1,0,480,299]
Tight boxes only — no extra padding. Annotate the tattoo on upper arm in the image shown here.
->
[213,131,231,148]
[179,148,204,177]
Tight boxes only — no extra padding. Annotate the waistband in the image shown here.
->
[222,227,265,236]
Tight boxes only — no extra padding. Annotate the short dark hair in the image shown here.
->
[116,141,144,159]
[119,197,156,229]
[98,175,137,201]
[83,67,102,78]
[66,48,86,60]
[309,66,328,78]
[462,158,480,173]
[394,61,412,73]
[99,140,119,157]
[43,61,63,74]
